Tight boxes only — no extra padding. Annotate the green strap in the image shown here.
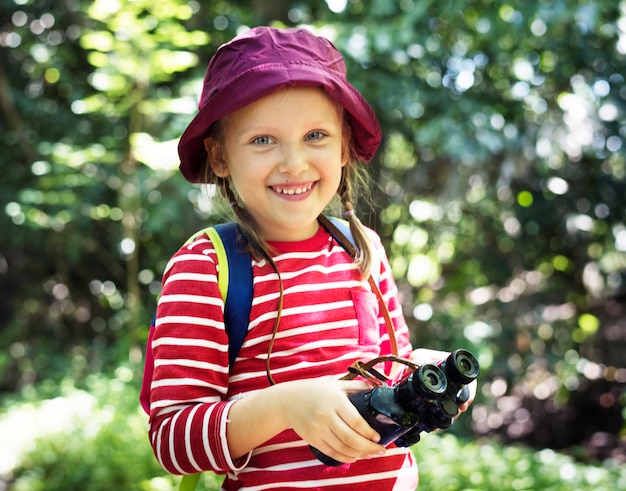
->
[184,226,229,300]
[205,227,229,300]
[179,473,201,491]
[179,227,228,491]
[183,227,211,245]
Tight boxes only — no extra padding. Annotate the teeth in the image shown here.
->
[274,183,313,195]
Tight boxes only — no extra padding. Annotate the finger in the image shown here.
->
[324,424,385,462]
[338,380,372,394]
[313,439,358,464]
[336,406,386,453]
[410,348,449,364]
[338,400,382,442]
[458,381,478,412]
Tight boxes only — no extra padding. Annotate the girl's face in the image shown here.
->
[210,87,347,242]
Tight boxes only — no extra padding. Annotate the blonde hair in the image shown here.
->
[200,114,376,278]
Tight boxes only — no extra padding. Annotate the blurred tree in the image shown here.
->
[0,0,246,388]
[324,0,626,458]
[0,0,624,462]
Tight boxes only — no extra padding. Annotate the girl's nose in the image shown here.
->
[277,144,309,175]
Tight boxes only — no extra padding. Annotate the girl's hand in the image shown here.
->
[458,379,477,412]
[409,347,449,365]
[409,348,477,412]
[279,379,385,464]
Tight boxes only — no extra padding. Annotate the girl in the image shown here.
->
[148,26,473,490]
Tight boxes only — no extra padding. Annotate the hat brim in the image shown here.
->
[178,60,381,183]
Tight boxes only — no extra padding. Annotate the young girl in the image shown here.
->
[148,26,473,490]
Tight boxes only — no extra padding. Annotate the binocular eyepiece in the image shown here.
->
[310,349,479,466]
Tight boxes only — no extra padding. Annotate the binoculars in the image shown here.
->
[311,349,480,466]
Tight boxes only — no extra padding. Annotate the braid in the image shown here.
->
[338,166,374,279]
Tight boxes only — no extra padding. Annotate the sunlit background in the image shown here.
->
[1,0,625,489]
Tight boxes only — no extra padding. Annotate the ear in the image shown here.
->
[340,116,352,167]
[204,137,230,178]
[340,135,351,167]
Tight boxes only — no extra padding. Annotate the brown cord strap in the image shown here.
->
[341,355,420,383]
[366,274,400,357]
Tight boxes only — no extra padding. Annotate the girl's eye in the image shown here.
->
[252,136,273,145]
[305,131,325,141]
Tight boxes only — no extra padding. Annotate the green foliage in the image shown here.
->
[3,372,221,491]
[412,433,626,491]
[0,0,248,390]
[326,0,626,449]
[4,376,163,490]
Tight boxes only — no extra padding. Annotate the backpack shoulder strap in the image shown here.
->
[325,216,354,247]
[179,222,253,366]
[319,215,380,284]
[209,222,253,368]
[182,222,253,367]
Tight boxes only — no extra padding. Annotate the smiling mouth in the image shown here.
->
[271,182,315,195]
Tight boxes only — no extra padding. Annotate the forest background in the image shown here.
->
[0,0,625,489]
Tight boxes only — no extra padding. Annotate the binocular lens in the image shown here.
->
[413,365,447,396]
[447,350,480,384]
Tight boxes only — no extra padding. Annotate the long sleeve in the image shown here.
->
[148,235,250,475]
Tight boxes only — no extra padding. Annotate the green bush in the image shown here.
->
[2,372,624,491]
[412,432,626,491]
[4,371,176,491]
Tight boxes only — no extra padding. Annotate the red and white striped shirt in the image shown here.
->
[149,224,418,490]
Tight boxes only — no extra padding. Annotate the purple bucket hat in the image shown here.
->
[178,26,382,183]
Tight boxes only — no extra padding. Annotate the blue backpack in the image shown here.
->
[140,217,364,490]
